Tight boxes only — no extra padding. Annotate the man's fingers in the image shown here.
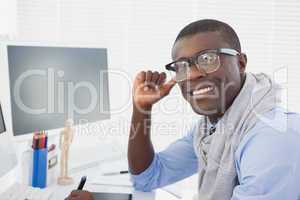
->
[160,78,176,96]
[135,71,173,96]
[134,71,146,85]
[66,190,92,200]
[151,71,160,84]
[157,72,167,85]
[70,190,80,197]
[135,71,167,85]
[70,191,78,196]
[70,190,89,196]
[145,70,152,83]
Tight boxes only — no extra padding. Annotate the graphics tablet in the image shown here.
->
[91,192,132,200]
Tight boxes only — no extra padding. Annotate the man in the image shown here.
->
[65,190,93,200]
[66,19,300,199]
[128,19,300,200]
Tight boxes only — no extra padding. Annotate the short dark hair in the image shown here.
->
[175,19,241,52]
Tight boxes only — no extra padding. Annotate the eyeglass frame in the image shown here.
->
[165,48,241,74]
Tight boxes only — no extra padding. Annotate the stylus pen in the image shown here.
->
[77,176,87,190]
[102,170,129,176]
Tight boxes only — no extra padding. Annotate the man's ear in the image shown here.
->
[238,53,247,73]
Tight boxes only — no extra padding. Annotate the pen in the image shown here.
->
[77,176,87,190]
[102,170,129,176]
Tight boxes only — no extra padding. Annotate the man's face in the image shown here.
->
[172,32,246,116]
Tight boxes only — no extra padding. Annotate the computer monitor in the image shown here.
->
[0,103,5,134]
[0,103,17,179]
[6,44,110,137]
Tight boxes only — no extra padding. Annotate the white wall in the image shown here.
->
[0,0,16,37]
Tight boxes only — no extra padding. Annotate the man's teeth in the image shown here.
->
[192,86,213,95]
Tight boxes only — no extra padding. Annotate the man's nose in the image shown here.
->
[186,65,207,81]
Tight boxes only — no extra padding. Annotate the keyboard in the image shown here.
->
[1,183,53,200]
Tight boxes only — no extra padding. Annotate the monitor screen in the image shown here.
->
[7,45,110,136]
[0,103,17,179]
[0,104,6,134]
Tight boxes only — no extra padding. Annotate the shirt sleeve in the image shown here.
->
[130,128,199,192]
[232,126,300,200]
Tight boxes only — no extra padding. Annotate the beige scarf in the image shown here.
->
[193,73,280,200]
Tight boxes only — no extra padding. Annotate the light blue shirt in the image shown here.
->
[130,107,300,199]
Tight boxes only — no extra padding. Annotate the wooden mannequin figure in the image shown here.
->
[57,119,74,185]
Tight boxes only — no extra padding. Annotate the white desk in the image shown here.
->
[48,162,180,200]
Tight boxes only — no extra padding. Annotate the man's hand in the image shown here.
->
[133,71,176,110]
[65,190,94,200]
[128,70,176,174]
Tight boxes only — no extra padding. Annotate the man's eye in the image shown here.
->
[199,53,217,64]
[202,55,209,60]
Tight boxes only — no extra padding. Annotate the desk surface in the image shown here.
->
[48,163,181,200]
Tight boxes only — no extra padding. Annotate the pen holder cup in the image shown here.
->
[32,148,48,188]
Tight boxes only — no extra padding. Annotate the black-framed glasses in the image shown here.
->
[165,48,240,82]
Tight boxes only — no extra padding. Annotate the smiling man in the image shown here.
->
[128,19,300,200]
